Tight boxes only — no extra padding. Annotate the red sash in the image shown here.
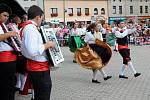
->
[118,45,129,50]
[0,51,17,62]
[27,59,49,71]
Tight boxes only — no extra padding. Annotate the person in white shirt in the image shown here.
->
[21,5,55,100]
[114,20,141,79]
[0,3,18,100]
[84,23,112,83]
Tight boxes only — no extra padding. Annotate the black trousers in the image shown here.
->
[0,61,16,100]
[28,70,52,100]
[119,49,131,65]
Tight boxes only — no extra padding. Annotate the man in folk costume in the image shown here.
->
[114,20,141,79]
[0,3,18,100]
[21,5,55,100]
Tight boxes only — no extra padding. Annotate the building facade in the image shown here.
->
[108,0,150,24]
[44,0,108,24]
[16,0,44,12]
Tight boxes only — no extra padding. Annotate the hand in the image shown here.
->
[7,31,18,37]
[46,41,55,48]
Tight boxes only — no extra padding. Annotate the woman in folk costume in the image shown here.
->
[21,5,55,100]
[0,3,18,100]
[68,22,83,63]
[114,20,141,79]
[75,23,112,83]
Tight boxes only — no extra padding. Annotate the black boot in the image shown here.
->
[134,73,141,77]
[92,79,100,83]
[104,76,112,81]
[119,75,128,79]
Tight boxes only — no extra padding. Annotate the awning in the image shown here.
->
[0,0,26,18]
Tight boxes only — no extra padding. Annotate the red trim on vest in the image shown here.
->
[118,45,129,50]
[27,59,49,71]
[0,51,17,62]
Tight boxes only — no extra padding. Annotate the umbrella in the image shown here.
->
[0,0,26,18]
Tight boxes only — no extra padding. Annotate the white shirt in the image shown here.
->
[79,27,87,35]
[71,28,81,36]
[21,20,47,62]
[84,31,103,44]
[115,28,136,38]
[0,23,13,52]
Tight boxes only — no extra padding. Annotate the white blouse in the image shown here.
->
[84,31,103,44]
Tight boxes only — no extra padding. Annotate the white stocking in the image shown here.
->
[92,69,98,80]
[120,64,127,76]
[128,61,137,74]
[99,69,107,78]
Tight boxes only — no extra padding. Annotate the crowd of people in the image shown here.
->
[47,19,150,47]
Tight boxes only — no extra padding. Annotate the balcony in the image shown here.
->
[85,13,89,16]
[77,13,82,16]
[51,13,58,17]
[68,13,73,16]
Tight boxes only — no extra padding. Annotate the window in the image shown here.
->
[85,8,89,16]
[68,8,73,16]
[94,8,98,15]
[77,8,81,16]
[145,6,148,13]
[51,8,58,17]
[119,0,121,2]
[145,0,147,2]
[113,0,115,2]
[113,6,116,14]
[130,6,133,14]
[140,6,143,13]
[130,0,132,2]
[140,0,142,2]
[119,6,122,14]
[51,8,58,14]
[24,0,28,1]
[101,8,105,15]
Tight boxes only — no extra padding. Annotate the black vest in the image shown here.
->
[117,36,128,45]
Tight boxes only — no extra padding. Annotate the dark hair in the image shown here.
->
[116,20,123,27]
[86,23,97,32]
[0,3,12,14]
[27,5,44,20]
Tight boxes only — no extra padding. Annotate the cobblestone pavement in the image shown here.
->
[16,45,150,100]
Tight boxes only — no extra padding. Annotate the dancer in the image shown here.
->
[114,20,141,79]
[75,23,112,83]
